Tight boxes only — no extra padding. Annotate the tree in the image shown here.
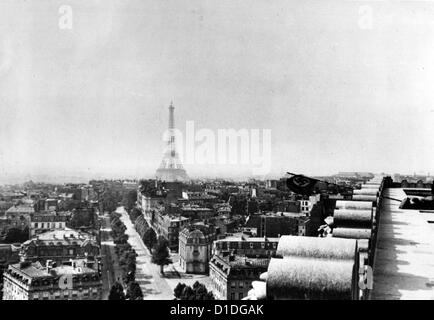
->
[180,286,194,300]
[177,282,215,300]
[68,209,97,229]
[151,236,172,275]
[128,207,141,223]
[126,281,143,300]
[101,190,120,213]
[108,282,125,300]
[113,233,129,245]
[174,283,186,299]
[192,281,209,300]
[142,228,157,251]
[122,190,137,212]
[4,227,29,243]
[123,270,135,284]
[247,199,259,214]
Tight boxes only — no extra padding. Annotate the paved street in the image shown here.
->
[115,206,212,299]
[116,207,174,299]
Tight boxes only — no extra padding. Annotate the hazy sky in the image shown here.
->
[1,0,434,182]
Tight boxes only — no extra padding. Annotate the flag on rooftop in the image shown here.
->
[286,173,320,196]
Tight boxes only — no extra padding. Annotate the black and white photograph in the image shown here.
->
[0,0,433,307]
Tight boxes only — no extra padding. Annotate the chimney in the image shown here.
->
[46,260,53,272]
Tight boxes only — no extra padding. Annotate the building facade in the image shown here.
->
[20,229,100,268]
[209,254,269,300]
[4,205,34,230]
[154,214,189,251]
[29,212,70,237]
[178,223,215,274]
[212,236,279,258]
[3,261,102,300]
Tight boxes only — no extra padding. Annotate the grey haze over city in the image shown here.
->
[1,0,434,184]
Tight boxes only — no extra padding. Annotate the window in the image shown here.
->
[239,293,243,300]
[231,293,235,300]
[231,281,236,289]
[239,281,243,289]
[249,243,254,249]
[261,242,265,249]
[34,223,38,228]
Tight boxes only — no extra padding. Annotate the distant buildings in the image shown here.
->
[209,254,269,300]
[178,223,215,274]
[212,235,279,258]
[4,205,34,230]
[179,205,215,221]
[44,199,59,211]
[155,214,190,251]
[300,194,321,215]
[29,212,70,237]
[3,261,102,300]
[137,180,190,251]
[19,229,100,269]
[244,212,310,237]
[0,244,20,293]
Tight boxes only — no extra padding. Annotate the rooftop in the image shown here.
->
[22,228,96,247]
[9,262,97,279]
[215,235,280,243]
[372,187,434,299]
[211,254,270,271]
[6,205,35,214]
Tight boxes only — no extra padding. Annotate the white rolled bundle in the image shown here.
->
[267,257,356,300]
[333,209,372,228]
[360,185,380,190]
[336,200,373,211]
[276,235,357,260]
[333,227,372,239]
[353,189,378,196]
[364,182,381,186]
[352,195,377,202]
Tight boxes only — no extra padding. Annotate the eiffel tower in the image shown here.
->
[155,102,189,182]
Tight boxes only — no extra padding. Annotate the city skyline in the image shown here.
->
[1,1,434,183]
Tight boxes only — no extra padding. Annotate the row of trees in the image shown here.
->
[0,227,29,244]
[100,189,122,213]
[67,209,98,229]
[121,190,137,213]
[108,212,143,300]
[142,228,157,251]
[123,194,171,276]
[128,207,142,224]
[174,281,215,300]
